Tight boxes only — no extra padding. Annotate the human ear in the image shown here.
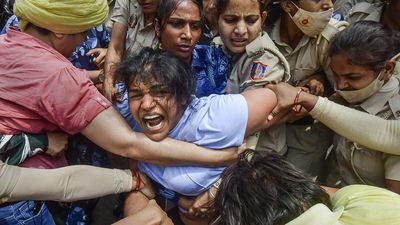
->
[281,0,295,14]
[52,32,65,39]
[261,11,268,25]
[381,60,396,81]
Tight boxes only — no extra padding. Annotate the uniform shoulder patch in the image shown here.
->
[250,61,269,80]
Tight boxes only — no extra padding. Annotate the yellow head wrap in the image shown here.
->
[14,0,108,34]
[286,185,400,225]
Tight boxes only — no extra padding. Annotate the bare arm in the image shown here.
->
[113,200,173,225]
[241,88,277,137]
[81,107,239,166]
[103,23,127,101]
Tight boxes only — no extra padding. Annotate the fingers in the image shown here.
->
[86,48,101,56]
[267,108,279,121]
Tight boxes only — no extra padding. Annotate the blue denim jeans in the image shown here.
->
[0,200,55,225]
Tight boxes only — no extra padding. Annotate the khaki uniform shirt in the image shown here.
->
[334,77,400,187]
[267,18,339,85]
[216,31,290,94]
[105,0,116,32]
[110,0,158,55]
[333,0,378,18]
[214,32,290,153]
[342,1,383,23]
[266,18,346,175]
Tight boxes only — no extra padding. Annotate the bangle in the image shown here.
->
[131,170,141,191]
[293,88,304,113]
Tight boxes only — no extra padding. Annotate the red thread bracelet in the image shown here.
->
[293,88,304,113]
[131,170,141,191]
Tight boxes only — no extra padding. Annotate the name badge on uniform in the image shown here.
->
[250,61,269,80]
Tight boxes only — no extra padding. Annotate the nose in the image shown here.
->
[181,24,192,41]
[141,93,156,111]
[336,77,348,90]
[234,20,246,36]
[322,0,333,9]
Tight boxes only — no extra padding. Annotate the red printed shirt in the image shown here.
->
[0,29,111,134]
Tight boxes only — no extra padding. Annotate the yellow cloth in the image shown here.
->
[332,185,400,225]
[287,185,400,225]
[14,0,108,34]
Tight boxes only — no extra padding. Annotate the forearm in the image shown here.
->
[0,162,132,202]
[309,97,400,154]
[123,132,238,166]
[104,24,126,82]
[104,46,123,81]
[81,108,238,166]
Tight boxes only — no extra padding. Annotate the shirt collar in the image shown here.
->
[358,77,399,115]
[6,28,69,63]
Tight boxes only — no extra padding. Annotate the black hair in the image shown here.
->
[211,149,331,225]
[25,23,50,35]
[116,47,196,108]
[265,0,299,27]
[328,21,399,72]
[155,0,203,30]
[216,0,268,18]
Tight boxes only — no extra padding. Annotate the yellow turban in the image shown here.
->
[286,185,400,225]
[14,0,108,34]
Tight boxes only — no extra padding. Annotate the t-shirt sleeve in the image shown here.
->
[194,94,248,148]
[38,67,111,134]
[110,0,130,26]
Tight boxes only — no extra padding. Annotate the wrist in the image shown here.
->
[293,88,305,113]
[298,92,319,111]
[92,69,105,84]
[131,169,141,191]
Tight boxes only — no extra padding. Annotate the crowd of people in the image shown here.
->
[0,0,400,224]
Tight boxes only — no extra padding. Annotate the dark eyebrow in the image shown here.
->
[168,17,201,23]
[149,84,166,89]
[330,66,362,77]
[128,88,141,93]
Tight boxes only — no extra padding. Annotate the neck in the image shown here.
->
[184,56,192,65]
[382,6,400,31]
[280,14,303,49]
[24,26,54,48]
[144,13,155,26]
[207,18,218,36]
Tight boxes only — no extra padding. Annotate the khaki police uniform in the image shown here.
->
[333,0,378,18]
[342,1,384,24]
[266,18,347,177]
[214,32,291,153]
[334,77,400,187]
[105,0,116,32]
[110,0,158,55]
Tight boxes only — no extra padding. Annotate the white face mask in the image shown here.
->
[336,71,385,104]
[289,2,333,38]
